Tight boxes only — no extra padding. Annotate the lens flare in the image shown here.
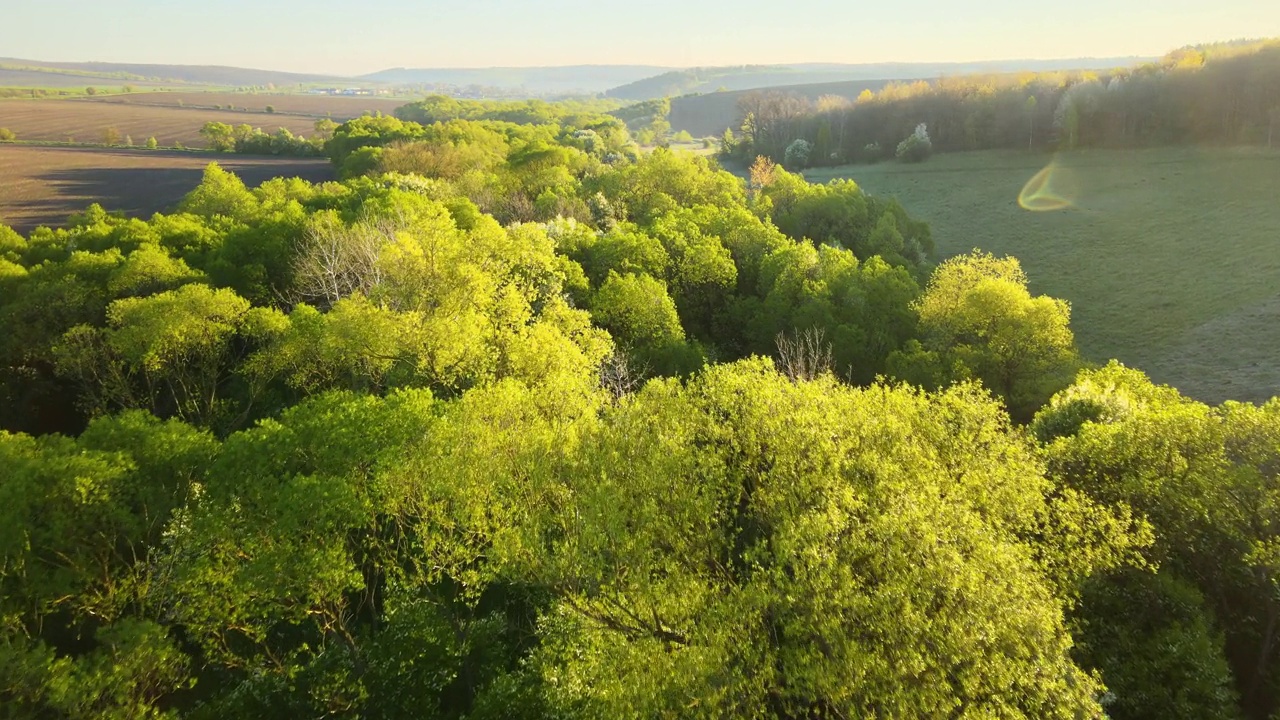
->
[1018,162,1076,211]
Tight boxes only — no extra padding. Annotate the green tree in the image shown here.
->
[198,122,236,152]
[784,138,812,169]
[1026,95,1039,149]
[590,271,684,348]
[889,251,1079,420]
[1035,363,1280,717]
[53,283,271,427]
[525,360,1113,718]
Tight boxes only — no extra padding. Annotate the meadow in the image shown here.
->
[806,147,1280,404]
[0,145,333,233]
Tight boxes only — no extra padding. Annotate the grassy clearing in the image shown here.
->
[806,147,1280,404]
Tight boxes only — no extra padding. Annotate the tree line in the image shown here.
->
[1,92,1279,718]
[721,39,1280,166]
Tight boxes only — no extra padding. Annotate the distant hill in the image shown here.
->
[607,57,1151,100]
[359,65,672,96]
[669,79,893,138]
[0,58,352,88]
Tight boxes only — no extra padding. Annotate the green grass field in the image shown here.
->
[806,147,1280,404]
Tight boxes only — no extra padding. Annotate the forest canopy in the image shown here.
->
[2,86,1279,720]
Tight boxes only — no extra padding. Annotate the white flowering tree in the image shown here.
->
[896,123,933,162]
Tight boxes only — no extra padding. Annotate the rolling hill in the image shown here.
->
[359,65,672,95]
[607,57,1150,100]
[668,78,892,137]
[0,58,354,88]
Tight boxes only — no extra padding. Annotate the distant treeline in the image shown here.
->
[725,39,1280,166]
[394,95,624,126]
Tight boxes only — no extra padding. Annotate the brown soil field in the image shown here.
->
[0,100,320,147]
[0,145,334,233]
[89,92,407,119]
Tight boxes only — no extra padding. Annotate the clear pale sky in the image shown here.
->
[3,0,1277,75]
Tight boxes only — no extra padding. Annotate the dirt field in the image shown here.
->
[0,99,321,147]
[88,91,407,119]
[0,145,334,233]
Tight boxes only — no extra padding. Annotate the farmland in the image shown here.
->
[87,91,408,118]
[0,99,322,147]
[806,147,1280,404]
[0,145,333,233]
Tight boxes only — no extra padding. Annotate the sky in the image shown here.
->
[3,0,1278,76]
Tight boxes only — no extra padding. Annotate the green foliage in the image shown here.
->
[889,251,1080,421]
[3,98,1275,719]
[525,361,1108,718]
[590,272,684,347]
[0,127,15,142]
[1038,363,1280,717]
[1073,569,1240,720]
[738,40,1280,165]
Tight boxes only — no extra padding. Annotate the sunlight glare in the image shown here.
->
[1018,162,1077,211]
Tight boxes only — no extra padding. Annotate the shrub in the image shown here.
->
[896,123,933,163]
[145,136,159,149]
[265,105,276,114]
[672,130,694,143]
[862,142,884,163]
[0,128,15,142]
[784,138,813,170]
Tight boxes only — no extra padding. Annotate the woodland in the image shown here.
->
[2,39,1280,720]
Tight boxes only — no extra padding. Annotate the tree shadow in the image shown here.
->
[4,149,334,234]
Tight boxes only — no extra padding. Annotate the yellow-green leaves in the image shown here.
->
[894,251,1080,421]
